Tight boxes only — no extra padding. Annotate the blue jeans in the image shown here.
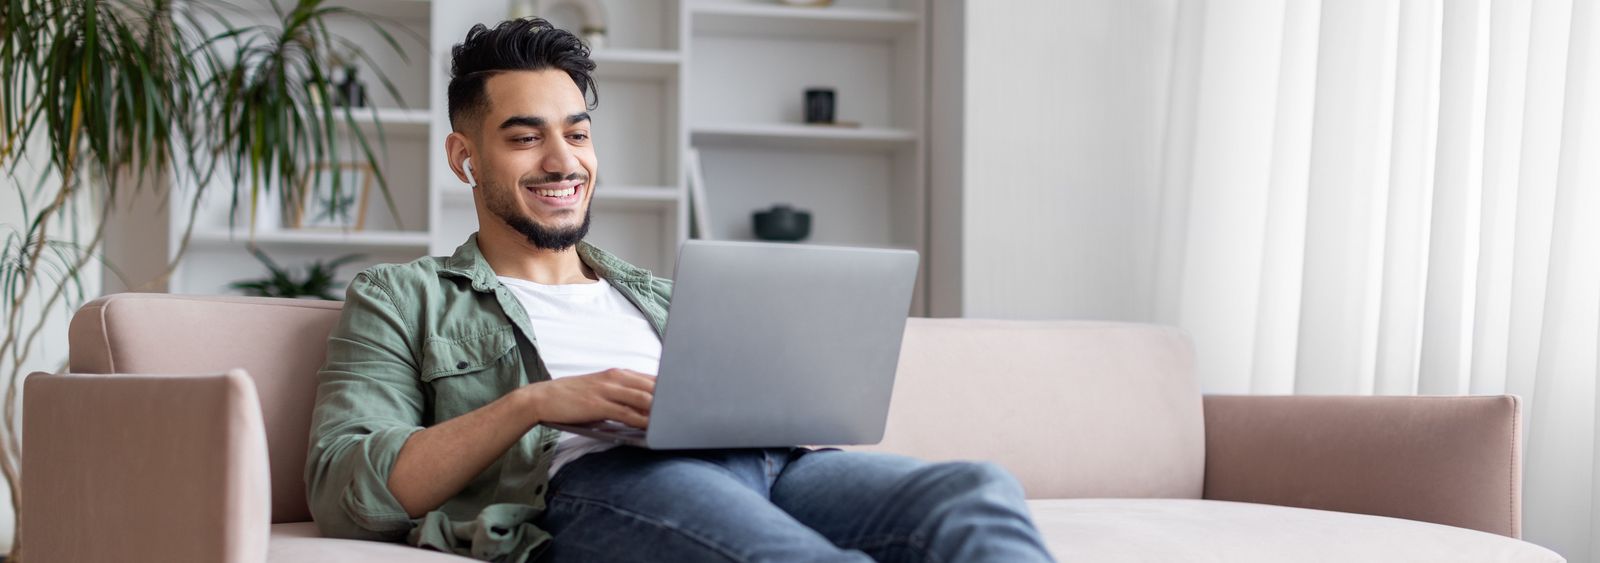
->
[535,447,1055,563]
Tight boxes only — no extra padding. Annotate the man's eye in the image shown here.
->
[569,133,589,141]
[513,136,537,144]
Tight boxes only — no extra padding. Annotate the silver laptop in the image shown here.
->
[543,239,919,449]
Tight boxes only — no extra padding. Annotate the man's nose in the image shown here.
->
[542,140,581,177]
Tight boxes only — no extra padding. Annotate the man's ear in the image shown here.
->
[445,131,474,186]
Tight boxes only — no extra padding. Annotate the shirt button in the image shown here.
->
[456,361,469,369]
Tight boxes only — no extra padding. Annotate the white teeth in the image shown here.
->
[535,187,576,197]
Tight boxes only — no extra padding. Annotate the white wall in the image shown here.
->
[932,0,1178,320]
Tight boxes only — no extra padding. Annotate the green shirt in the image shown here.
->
[304,233,672,561]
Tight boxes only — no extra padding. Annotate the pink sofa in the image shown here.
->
[21,293,1564,562]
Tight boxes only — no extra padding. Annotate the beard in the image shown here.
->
[482,177,593,251]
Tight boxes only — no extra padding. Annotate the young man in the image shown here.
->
[305,18,1054,563]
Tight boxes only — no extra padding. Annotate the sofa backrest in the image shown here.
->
[67,295,1207,525]
[69,294,342,524]
[849,318,1206,500]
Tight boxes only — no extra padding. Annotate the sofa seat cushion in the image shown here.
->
[270,522,475,562]
[1029,499,1564,562]
[273,499,1566,563]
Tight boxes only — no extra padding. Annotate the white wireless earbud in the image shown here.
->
[463,157,476,186]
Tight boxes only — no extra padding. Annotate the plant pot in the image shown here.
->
[752,204,811,242]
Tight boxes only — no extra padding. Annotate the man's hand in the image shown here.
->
[525,368,656,428]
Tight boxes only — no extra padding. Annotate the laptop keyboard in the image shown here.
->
[593,421,647,438]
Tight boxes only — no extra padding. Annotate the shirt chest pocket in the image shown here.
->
[420,327,519,417]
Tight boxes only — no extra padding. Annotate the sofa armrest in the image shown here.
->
[23,370,271,563]
[1202,394,1521,538]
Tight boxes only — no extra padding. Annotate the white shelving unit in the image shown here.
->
[685,0,927,310]
[166,0,928,313]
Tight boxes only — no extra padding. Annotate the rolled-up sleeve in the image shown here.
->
[304,271,426,540]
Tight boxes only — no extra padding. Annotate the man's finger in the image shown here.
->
[611,371,656,393]
[605,387,653,413]
[610,403,649,429]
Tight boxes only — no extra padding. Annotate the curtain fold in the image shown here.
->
[1159,0,1600,559]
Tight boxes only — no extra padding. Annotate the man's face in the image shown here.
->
[470,69,598,250]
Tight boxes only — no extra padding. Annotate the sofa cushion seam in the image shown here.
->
[95,300,114,373]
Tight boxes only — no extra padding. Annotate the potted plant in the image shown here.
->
[0,0,412,559]
[230,246,365,301]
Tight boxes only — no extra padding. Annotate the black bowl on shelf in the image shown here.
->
[752,204,811,242]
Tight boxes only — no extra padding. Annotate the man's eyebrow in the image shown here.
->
[498,115,544,130]
[498,112,590,130]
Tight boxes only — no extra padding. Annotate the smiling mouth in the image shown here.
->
[533,186,576,197]
[524,181,583,204]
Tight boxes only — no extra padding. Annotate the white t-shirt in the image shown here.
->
[496,275,663,475]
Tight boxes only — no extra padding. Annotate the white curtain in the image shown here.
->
[1155,0,1600,560]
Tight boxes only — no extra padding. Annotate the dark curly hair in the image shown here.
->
[447,18,598,132]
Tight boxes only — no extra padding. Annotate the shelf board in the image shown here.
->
[333,107,431,136]
[191,229,431,249]
[696,236,918,253]
[692,4,918,41]
[327,0,431,21]
[592,49,682,79]
[233,0,430,21]
[692,123,916,151]
[596,185,682,202]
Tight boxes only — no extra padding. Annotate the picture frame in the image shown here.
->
[294,162,373,230]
